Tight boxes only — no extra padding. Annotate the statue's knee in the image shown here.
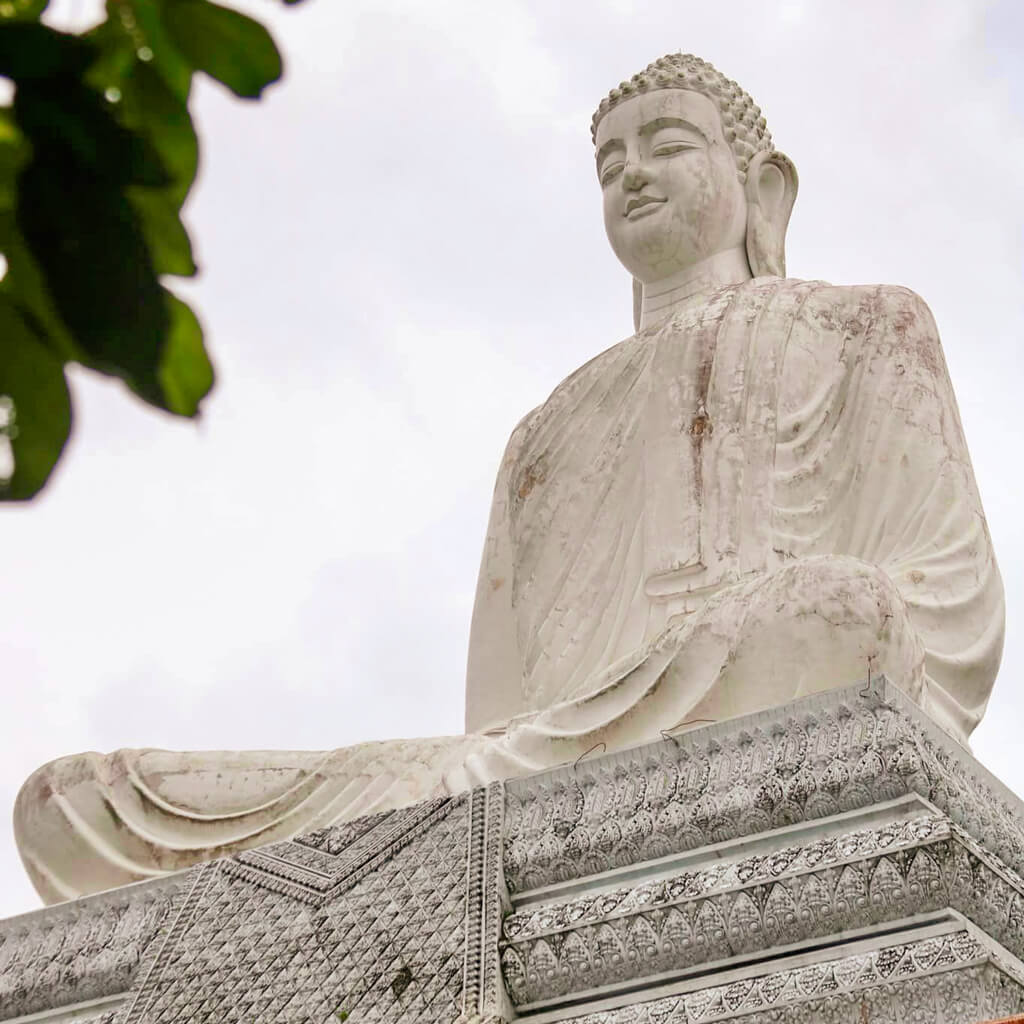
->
[13,757,77,903]
[14,752,107,853]
[15,756,70,839]
[769,556,911,637]
[16,758,54,823]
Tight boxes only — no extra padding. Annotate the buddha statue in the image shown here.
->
[14,54,1004,905]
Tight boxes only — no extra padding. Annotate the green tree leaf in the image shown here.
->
[105,0,193,103]
[0,109,28,212]
[162,0,282,98]
[0,296,71,501]
[0,0,298,498]
[15,78,170,187]
[0,0,50,22]
[0,209,79,362]
[158,288,213,416]
[115,60,200,275]
[16,154,169,403]
[117,59,198,207]
[87,54,200,274]
[0,21,93,80]
[129,187,197,276]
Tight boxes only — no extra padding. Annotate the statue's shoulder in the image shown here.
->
[787,279,938,338]
[779,280,947,397]
[502,333,638,455]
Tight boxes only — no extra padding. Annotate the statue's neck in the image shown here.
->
[639,247,753,331]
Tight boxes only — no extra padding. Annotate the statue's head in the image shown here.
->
[592,54,797,320]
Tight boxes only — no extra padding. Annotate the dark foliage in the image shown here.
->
[0,0,302,499]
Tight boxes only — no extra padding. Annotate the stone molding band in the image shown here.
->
[3,682,1024,1023]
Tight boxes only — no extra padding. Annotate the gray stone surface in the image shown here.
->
[3,681,1024,1023]
[501,677,1024,897]
[560,926,1024,1023]
[120,797,473,1023]
[0,877,180,1023]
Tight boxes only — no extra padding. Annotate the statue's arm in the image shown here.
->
[881,288,1004,730]
[464,418,531,735]
[777,284,1005,736]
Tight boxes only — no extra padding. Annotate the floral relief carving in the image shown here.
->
[502,687,1024,898]
[561,933,1024,1023]
[0,880,176,1021]
[500,813,1024,1007]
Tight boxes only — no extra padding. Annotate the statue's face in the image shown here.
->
[595,89,748,284]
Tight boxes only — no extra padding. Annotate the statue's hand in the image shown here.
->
[660,555,926,728]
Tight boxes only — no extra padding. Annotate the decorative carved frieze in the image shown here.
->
[501,813,1024,1007]
[504,815,949,942]
[0,877,177,1021]
[563,930,1024,1024]
[463,782,511,1024]
[502,682,1024,898]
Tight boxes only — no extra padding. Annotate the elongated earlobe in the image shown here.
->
[633,278,643,332]
[745,151,798,278]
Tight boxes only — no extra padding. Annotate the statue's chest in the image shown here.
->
[507,333,654,551]
[508,284,797,607]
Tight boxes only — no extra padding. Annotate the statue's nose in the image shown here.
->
[622,159,653,191]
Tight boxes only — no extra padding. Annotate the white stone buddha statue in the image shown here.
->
[14,54,1004,905]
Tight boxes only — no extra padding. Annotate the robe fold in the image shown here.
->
[465,277,1003,744]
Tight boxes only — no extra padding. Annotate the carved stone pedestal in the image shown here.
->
[4,679,1024,1023]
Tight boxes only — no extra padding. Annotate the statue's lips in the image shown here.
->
[624,195,667,218]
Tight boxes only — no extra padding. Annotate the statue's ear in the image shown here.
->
[633,278,643,332]
[745,150,798,278]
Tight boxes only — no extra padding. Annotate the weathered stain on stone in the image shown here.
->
[517,458,548,500]
[390,965,413,998]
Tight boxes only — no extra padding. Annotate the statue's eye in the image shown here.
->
[652,142,697,158]
[600,161,624,186]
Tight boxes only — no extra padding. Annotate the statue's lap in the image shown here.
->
[15,553,930,904]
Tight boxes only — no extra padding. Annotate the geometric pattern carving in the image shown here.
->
[223,797,455,906]
[118,796,470,1024]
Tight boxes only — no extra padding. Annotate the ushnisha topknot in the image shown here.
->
[591,53,773,181]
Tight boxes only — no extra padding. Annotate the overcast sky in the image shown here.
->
[1,0,1022,917]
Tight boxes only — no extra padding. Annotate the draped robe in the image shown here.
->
[16,277,1004,903]
[465,277,1003,745]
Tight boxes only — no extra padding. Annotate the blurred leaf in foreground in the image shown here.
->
[0,0,304,500]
